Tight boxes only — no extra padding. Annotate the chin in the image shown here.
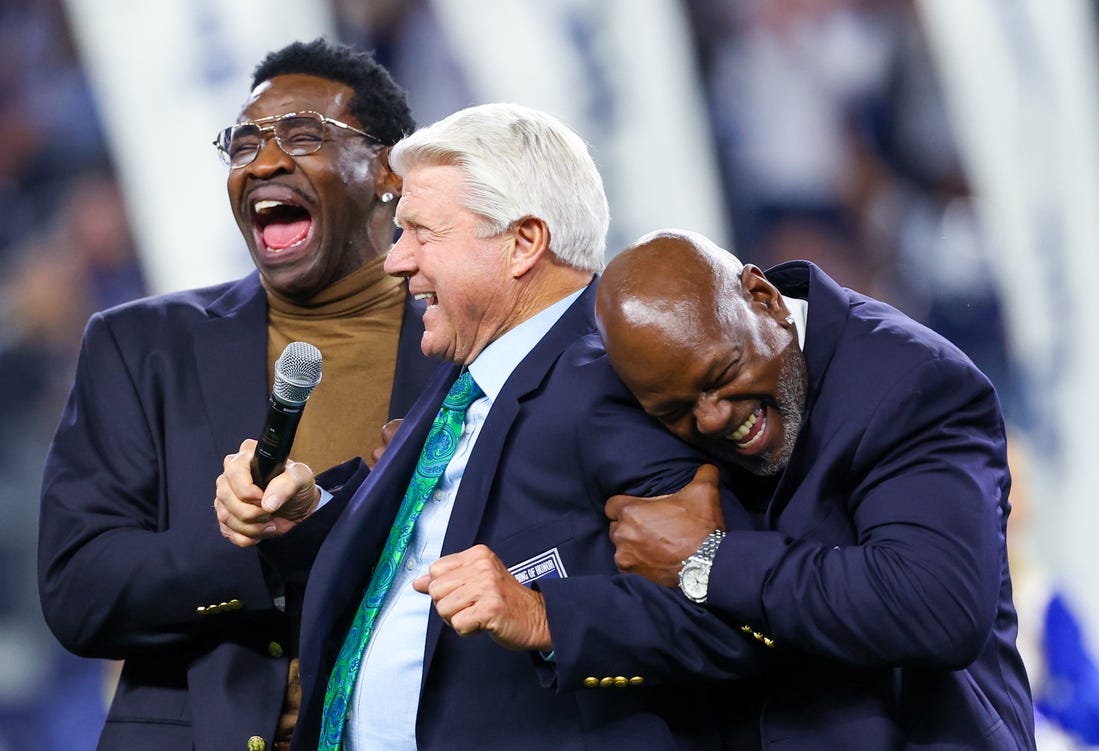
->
[419,338,452,362]
[703,441,787,477]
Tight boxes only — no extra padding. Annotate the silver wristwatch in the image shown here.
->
[678,530,726,604]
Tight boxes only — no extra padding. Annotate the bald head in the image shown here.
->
[595,229,745,360]
[596,228,806,475]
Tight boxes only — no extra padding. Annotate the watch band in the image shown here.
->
[691,529,726,563]
[678,529,726,603]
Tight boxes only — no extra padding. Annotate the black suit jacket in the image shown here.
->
[708,262,1036,749]
[37,272,435,751]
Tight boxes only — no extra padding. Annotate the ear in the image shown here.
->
[374,149,402,202]
[741,265,789,323]
[508,216,551,278]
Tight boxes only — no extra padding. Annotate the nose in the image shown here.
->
[384,231,416,277]
[692,392,733,438]
[245,134,294,177]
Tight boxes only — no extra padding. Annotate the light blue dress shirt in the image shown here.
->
[345,288,584,751]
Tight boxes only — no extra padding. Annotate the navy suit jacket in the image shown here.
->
[37,272,435,751]
[285,282,767,750]
[707,262,1036,750]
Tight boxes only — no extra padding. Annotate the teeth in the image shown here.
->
[254,199,283,213]
[729,411,757,442]
[414,293,436,303]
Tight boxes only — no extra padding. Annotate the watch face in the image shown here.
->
[680,561,709,602]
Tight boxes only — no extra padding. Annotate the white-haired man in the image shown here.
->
[215,104,765,750]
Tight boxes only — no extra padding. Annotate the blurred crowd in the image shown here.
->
[333,0,1020,414]
[685,0,1017,416]
[0,0,1088,749]
[0,2,146,749]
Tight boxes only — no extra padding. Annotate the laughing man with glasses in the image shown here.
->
[39,37,436,751]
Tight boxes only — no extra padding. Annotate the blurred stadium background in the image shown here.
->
[1,1,1097,748]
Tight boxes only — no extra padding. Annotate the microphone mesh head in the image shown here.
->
[273,341,323,404]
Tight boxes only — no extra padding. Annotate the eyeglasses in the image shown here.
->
[212,110,381,169]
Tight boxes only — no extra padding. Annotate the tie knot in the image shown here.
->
[443,370,483,411]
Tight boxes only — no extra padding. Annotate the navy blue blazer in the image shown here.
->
[708,262,1036,749]
[37,272,435,751]
[284,282,767,750]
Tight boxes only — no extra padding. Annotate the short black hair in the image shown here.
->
[251,37,414,145]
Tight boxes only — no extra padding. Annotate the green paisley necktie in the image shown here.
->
[318,370,483,750]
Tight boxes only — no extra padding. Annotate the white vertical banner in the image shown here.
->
[426,0,730,257]
[917,0,1099,634]
[62,0,335,294]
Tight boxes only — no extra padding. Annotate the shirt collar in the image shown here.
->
[782,294,808,350]
[468,288,585,401]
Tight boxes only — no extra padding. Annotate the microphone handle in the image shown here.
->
[251,395,306,489]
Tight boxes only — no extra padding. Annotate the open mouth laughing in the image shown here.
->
[252,196,314,254]
[728,404,766,451]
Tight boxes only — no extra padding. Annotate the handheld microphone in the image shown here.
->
[251,341,323,488]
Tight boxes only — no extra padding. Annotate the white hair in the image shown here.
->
[389,103,609,273]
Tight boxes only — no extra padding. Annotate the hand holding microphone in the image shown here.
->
[216,342,323,547]
[251,341,323,488]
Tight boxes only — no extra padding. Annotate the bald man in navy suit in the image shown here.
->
[598,229,1037,751]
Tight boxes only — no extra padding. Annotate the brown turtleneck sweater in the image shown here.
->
[264,254,406,473]
[263,254,406,746]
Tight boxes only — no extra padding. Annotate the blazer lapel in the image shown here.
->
[765,262,849,529]
[192,274,270,457]
[439,283,595,557]
[299,363,457,718]
[421,283,598,676]
[323,364,457,588]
